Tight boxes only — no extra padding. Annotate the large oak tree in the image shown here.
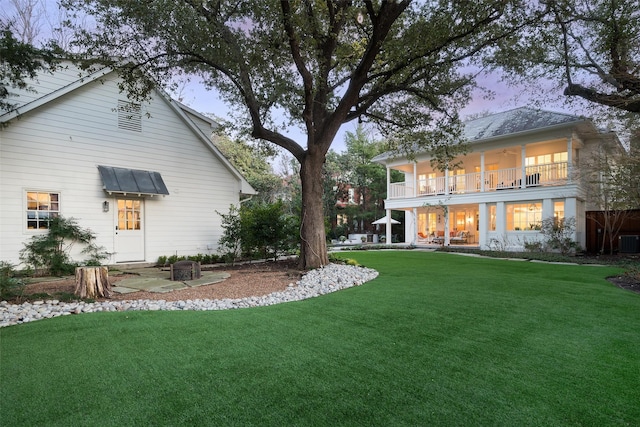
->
[63,0,530,268]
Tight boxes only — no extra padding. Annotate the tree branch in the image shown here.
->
[564,83,640,113]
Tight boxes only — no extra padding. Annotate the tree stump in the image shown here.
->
[74,266,111,299]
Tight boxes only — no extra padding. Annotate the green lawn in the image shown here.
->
[1,251,638,426]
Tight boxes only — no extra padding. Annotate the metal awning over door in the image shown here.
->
[97,165,169,196]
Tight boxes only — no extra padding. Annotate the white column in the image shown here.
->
[386,167,390,197]
[521,145,526,188]
[413,162,417,197]
[478,202,487,248]
[386,209,392,245]
[565,197,578,247]
[496,201,506,237]
[480,151,485,192]
[444,206,450,246]
[567,136,573,183]
[412,208,418,244]
[565,197,577,219]
[542,198,553,220]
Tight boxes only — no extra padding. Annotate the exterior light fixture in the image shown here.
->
[103,201,110,212]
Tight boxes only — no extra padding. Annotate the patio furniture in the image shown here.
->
[432,231,446,245]
[450,231,469,244]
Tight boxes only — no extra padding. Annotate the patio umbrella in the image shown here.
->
[372,215,400,225]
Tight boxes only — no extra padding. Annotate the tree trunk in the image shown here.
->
[74,266,111,299]
[299,151,329,269]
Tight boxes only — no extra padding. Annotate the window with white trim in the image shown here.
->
[554,201,565,221]
[506,202,542,231]
[488,204,496,231]
[26,191,60,229]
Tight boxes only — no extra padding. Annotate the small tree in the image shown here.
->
[216,205,243,264]
[241,201,298,261]
[582,142,640,254]
[19,216,108,276]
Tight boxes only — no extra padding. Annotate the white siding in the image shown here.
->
[182,109,217,139]
[1,68,246,266]
[4,62,100,109]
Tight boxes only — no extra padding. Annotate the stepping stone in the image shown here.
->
[185,272,230,288]
[148,283,186,293]
[111,286,140,294]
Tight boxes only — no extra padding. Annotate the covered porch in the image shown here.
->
[381,204,481,247]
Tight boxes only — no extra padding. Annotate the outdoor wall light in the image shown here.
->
[103,201,110,212]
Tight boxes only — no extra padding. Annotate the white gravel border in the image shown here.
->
[1,264,378,328]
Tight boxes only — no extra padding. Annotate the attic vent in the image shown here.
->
[117,100,142,132]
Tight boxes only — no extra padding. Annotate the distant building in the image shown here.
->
[372,107,625,248]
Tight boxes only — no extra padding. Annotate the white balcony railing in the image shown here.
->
[389,162,569,199]
[390,182,412,198]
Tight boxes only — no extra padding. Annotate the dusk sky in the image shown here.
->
[177,69,570,156]
[2,0,578,158]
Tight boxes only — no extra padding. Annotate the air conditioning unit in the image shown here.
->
[619,235,640,254]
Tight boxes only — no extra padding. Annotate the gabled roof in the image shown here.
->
[372,107,589,163]
[0,65,113,123]
[1,61,256,196]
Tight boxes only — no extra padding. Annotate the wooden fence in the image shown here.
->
[585,210,640,254]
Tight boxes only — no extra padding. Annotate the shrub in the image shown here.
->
[624,264,640,283]
[187,254,203,263]
[0,262,25,301]
[488,234,512,251]
[540,217,578,255]
[524,240,544,252]
[19,216,108,276]
[157,255,168,267]
[240,201,299,261]
[167,255,185,265]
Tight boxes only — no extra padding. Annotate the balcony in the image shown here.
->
[389,162,569,199]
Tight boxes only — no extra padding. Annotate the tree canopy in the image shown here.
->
[61,0,533,268]
[212,133,283,204]
[492,0,639,122]
[0,22,60,113]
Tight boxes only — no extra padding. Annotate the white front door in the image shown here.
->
[114,199,145,262]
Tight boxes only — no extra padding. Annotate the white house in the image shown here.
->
[372,107,624,250]
[0,62,255,266]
